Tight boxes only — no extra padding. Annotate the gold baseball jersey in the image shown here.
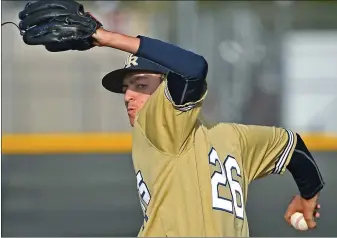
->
[131,79,297,237]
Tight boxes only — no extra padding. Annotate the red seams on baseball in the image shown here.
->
[295,214,302,228]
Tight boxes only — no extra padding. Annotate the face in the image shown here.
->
[122,72,162,126]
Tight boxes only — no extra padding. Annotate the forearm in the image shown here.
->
[286,134,325,199]
[95,29,140,54]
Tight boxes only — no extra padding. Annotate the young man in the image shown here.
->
[18,1,324,236]
[93,28,324,236]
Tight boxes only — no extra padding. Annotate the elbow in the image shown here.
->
[199,56,209,80]
[191,55,208,81]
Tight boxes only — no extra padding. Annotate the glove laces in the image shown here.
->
[2,21,24,35]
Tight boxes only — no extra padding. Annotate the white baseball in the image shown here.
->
[290,212,308,231]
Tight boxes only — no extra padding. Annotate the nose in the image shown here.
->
[124,88,136,104]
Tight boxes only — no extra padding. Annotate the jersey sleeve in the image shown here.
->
[232,124,297,182]
[135,76,207,155]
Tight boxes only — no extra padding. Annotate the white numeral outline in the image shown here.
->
[208,148,244,220]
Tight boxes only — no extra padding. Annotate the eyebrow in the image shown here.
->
[122,75,148,87]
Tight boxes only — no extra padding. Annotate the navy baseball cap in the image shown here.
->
[102,54,169,94]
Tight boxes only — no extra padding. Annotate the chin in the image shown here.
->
[129,118,135,127]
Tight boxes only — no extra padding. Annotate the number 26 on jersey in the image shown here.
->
[208,148,244,220]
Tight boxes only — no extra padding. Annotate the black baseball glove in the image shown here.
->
[18,0,102,52]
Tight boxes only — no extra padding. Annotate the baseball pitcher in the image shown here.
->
[16,0,325,236]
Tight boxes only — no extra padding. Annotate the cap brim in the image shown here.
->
[102,68,137,94]
[102,68,163,94]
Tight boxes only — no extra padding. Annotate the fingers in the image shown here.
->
[313,203,321,218]
[303,203,321,229]
[19,0,83,20]
[19,0,71,20]
[22,24,57,45]
[92,40,100,46]
[19,0,54,20]
[284,206,297,226]
[284,196,299,225]
[303,210,317,229]
[19,9,69,31]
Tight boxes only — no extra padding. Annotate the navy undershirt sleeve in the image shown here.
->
[286,134,325,199]
[135,35,208,105]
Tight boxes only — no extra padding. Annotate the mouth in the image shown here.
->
[127,108,136,116]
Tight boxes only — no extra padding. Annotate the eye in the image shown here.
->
[136,84,147,89]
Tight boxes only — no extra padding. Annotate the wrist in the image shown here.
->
[93,29,140,53]
[92,28,113,47]
[301,185,323,200]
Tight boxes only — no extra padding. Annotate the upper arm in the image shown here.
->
[232,124,297,182]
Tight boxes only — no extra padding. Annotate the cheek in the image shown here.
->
[137,95,151,109]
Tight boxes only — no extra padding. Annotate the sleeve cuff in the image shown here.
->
[135,35,145,57]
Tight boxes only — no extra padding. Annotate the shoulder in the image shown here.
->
[198,119,242,138]
[200,120,241,131]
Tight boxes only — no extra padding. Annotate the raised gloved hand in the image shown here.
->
[18,0,102,52]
